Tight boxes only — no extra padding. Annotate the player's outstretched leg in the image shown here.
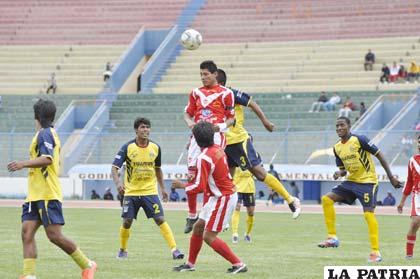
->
[318,195,339,248]
[364,212,382,262]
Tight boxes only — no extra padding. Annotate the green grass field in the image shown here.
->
[0,207,416,279]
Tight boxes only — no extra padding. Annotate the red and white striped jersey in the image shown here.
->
[185,85,235,124]
[186,145,235,197]
[403,154,420,195]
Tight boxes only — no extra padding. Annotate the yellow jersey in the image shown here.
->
[112,139,161,196]
[27,127,62,202]
[225,88,251,145]
[233,168,255,193]
[333,134,380,184]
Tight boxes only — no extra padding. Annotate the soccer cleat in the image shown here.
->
[232,234,239,244]
[184,217,198,234]
[227,264,248,274]
[244,234,252,243]
[173,263,195,272]
[318,238,340,248]
[19,276,36,279]
[406,255,413,260]
[81,261,97,279]
[172,248,185,260]
[368,252,382,263]
[288,197,301,219]
[116,250,128,259]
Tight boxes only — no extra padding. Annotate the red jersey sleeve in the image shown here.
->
[185,90,196,117]
[403,159,414,196]
[223,90,235,119]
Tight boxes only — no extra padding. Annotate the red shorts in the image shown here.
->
[199,193,238,232]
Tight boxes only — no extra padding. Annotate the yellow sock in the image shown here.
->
[231,210,240,235]
[120,226,130,251]
[246,215,254,235]
[321,195,337,238]
[70,248,90,270]
[364,211,379,253]
[23,258,36,276]
[159,222,177,250]
[263,174,293,203]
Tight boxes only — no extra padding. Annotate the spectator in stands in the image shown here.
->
[401,134,414,158]
[169,187,180,202]
[364,49,375,71]
[398,64,407,82]
[322,92,341,111]
[258,190,265,199]
[103,187,114,200]
[0,95,2,110]
[338,96,356,118]
[90,190,101,200]
[355,102,367,122]
[290,182,300,200]
[309,91,328,112]
[380,63,390,83]
[389,62,400,83]
[103,62,113,82]
[46,72,57,94]
[268,164,280,181]
[382,191,396,206]
[408,61,419,83]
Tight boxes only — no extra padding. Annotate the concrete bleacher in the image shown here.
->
[154,37,420,94]
[192,0,420,43]
[0,0,188,94]
[84,90,412,165]
[0,45,126,95]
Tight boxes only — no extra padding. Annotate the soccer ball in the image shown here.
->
[180,29,202,50]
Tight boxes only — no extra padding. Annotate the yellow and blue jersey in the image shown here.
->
[225,88,251,145]
[27,127,62,202]
[112,139,161,196]
[233,167,255,194]
[333,134,380,184]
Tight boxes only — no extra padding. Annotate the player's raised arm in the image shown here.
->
[248,100,274,132]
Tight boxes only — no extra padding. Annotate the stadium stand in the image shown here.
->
[0,0,188,94]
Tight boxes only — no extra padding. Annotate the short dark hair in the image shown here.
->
[337,116,351,125]
[192,121,214,148]
[200,60,217,73]
[134,117,151,130]
[216,69,227,86]
[33,99,56,128]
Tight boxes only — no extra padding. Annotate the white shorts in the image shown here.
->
[410,193,420,217]
[199,193,238,232]
[187,132,226,168]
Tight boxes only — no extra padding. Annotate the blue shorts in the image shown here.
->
[225,138,262,170]
[122,195,164,220]
[331,181,378,209]
[238,193,256,207]
[22,200,65,227]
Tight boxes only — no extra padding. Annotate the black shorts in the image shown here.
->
[331,181,378,209]
[22,200,65,227]
[122,195,164,219]
[225,138,262,170]
[238,193,256,207]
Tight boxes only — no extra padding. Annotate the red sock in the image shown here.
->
[188,233,203,265]
[210,237,241,265]
[407,235,416,257]
[186,191,198,218]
